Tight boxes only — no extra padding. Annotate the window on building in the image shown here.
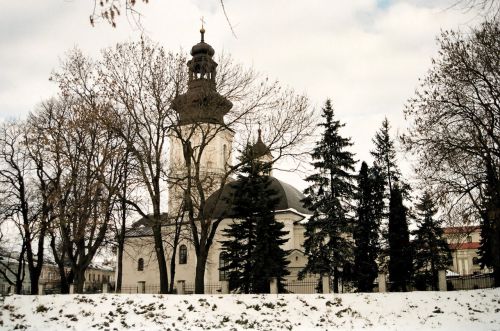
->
[179,245,187,264]
[137,258,144,271]
[472,257,479,265]
[219,252,228,281]
[467,235,472,243]
[98,274,100,282]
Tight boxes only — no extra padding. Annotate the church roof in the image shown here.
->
[251,128,271,158]
[204,177,312,219]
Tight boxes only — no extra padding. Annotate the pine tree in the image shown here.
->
[353,162,384,292]
[388,184,412,291]
[299,99,356,293]
[220,146,289,293]
[412,192,450,290]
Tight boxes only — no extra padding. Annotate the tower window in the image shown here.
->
[467,235,472,243]
[179,245,188,264]
[219,252,229,281]
[137,258,144,271]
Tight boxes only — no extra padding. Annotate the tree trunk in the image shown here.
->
[116,236,124,292]
[491,208,500,287]
[74,268,86,293]
[169,246,177,294]
[195,251,208,294]
[332,268,339,293]
[152,220,169,294]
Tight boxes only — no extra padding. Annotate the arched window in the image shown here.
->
[179,245,187,264]
[137,258,144,271]
[219,252,228,281]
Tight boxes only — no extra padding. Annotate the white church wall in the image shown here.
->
[121,212,310,287]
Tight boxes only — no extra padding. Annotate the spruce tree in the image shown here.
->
[353,162,384,292]
[371,118,411,278]
[478,163,500,285]
[371,118,402,195]
[388,184,412,291]
[300,99,356,293]
[412,192,450,290]
[220,146,289,293]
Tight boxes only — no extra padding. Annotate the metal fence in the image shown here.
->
[43,281,63,295]
[283,280,319,294]
[183,283,222,294]
[447,272,495,291]
[0,284,31,295]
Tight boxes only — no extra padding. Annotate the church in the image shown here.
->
[121,29,315,293]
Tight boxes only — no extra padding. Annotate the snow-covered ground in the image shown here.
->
[1,289,499,330]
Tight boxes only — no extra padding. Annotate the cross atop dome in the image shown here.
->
[200,16,206,42]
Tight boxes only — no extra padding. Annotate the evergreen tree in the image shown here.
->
[220,146,289,293]
[353,162,384,292]
[478,162,500,281]
[370,118,410,275]
[412,192,451,290]
[371,118,402,195]
[299,99,356,293]
[388,184,412,291]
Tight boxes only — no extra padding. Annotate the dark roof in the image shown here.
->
[126,213,169,237]
[252,139,271,158]
[204,177,312,219]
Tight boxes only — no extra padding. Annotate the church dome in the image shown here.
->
[251,128,272,158]
[191,41,215,57]
[191,28,215,56]
[203,177,312,219]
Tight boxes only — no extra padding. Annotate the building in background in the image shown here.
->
[443,226,485,275]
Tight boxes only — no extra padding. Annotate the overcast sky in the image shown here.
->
[0,0,482,189]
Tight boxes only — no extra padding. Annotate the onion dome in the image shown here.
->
[252,128,272,159]
[191,28,215,56]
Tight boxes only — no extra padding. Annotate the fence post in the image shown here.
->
[102,283,109,294]
[220,281,229,294]
[69,284,75,294]
[270,277,278,294]
[138,281,145,294]
[438,270,447,291]
[176,280,185,295]
[38,284,44,295]
[378,273,386,293]
[321,275,330,294]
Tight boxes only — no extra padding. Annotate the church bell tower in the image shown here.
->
[172,27,232,126]
[169,28,234,214]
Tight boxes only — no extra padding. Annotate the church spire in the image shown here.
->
[171,27,233,126]
[200,16,206,42]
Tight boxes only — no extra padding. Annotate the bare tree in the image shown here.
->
[97,39,187,293]
[403,21,500,284]
[28,95,125,293]
[0,120,55,294]
[453,0,500,19]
